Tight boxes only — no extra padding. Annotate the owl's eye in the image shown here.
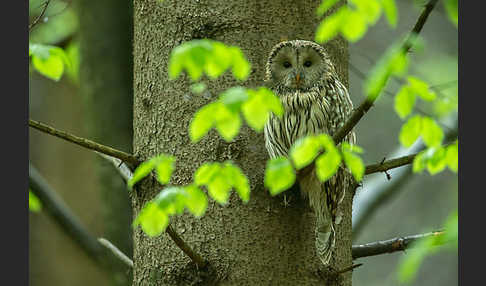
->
[304,60,312,67]
[283,61,291,68]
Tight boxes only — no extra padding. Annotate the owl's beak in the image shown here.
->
[295,74,301,86]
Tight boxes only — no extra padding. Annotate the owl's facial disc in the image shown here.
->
[271,46,326,91]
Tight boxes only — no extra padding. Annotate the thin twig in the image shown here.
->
[29,119,139,167]
[353,122,457,237]
[166,225,208,268]
[335,263,363,275]
[98,238,134,268]
[364,153,417,175]
[29,0,50,31]
[352,231,445,259]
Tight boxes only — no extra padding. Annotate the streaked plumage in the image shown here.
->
[263,40,356,265]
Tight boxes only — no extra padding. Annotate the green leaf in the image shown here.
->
[128,160,156,189]
[399,115,422,147]
[29,43,72,81]
[315,7,348,43]
[443,210,458,248]
[412,150,427,173]
[29,191,42,212]
[426,146,447,175]
[223,163,250,203]
[154,187,187,215]
[394,86,416,119]
[133,202,169,237]
[168,40,251,81]
[264,157,296,195]
[65,41,80,84]
[444,0,458,27]
[213,103,241,141]
[408,76,436,101]
[364,43,408,100]
[194,163,221,186]
[340,10,368,42]
[398,236,432,283]
[446,142,458,172]
[128,154,175,188]
[380,0,398,27]
[230,47,251,80]
[190,102,218,142]
[341,143,365,182]
[316,0,340,16]
[184,185,208,217]
[31,50,65,81]
[315,148,342,182]
[290,136,321,169]
[220,86,248,112]
[154,155,176,184]
[351,0,382,25]
[205,41,232,79]
[398,210,458,283]
[242,87,283,131]
[207,174,232,204]
[29,43,50,59]
[421,116,444,148]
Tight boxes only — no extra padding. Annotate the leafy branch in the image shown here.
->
[297,0,439,181]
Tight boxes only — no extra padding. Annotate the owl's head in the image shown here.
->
[265,40,334,91]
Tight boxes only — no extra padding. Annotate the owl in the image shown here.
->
[263,40,356,266]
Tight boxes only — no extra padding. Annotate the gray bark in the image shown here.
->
[132,1,351,285]
[78,0,134,285]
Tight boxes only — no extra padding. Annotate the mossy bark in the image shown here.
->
[132,1,351,285]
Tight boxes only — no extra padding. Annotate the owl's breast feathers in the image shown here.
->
[264,77,354,159]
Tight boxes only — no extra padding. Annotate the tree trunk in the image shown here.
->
[132,1,351,285]
[78,1,134,285]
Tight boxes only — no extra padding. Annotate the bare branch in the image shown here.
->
[98,238,134,268]
[29,119,140,167]
[352,231,445,259]
[29,1,50,31]
[353,121,457,237]
[29,163,137,271]
[29,163,104,260]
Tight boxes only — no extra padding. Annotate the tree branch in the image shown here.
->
[29,120,206,267]
[333,0,439,146]
[29,163,136,272]
[29,119,140,167]
[29,163,104,260]
[29,0,50,31]
[299,0,439,179]
[352,231,444,259]
[166,225,208,268]
[353,122,457,237]
[364,153,417,175]
[96,152,134,183]
[98,238,134,268]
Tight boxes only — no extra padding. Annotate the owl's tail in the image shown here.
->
[299,168,336,266]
